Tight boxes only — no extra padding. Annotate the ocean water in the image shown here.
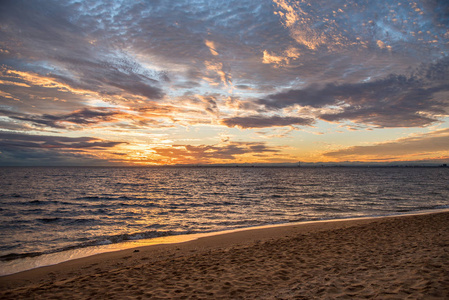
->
[1,166,448,273]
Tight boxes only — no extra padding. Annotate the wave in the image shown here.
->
[27,200,62,205]
[28,200,43,204]
[115,182,147,187]
[2,167,448,269]
[400,204,449,212]
[75,196,113,201]
[37,217,101,225]
[303,193,336,199]
[0,229,188,262]
[74,195,150,202]
[313,205,355,212]
[0,252,43,262]
[5,200,71,206]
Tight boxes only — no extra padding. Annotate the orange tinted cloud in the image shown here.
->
[205,40,219,56]
[3,69,92,95]
[147,142,284,164]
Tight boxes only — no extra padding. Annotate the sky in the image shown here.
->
[0,0,448,166]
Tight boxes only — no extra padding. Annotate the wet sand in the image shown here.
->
[1,211,448,299]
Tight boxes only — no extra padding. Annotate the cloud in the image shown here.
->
[0,0,285,100]
[2,0,447,105]
[151,142,281,164]
[0,63,164,114]
[0,1,166,105]
[0,0,448,165]
[44,56,165,102]
[273,0,449,54]
[0,131,125,166]
[262,47,300,67]
[0,90,21,102]
[221,115,314,128]
[376,40,391,51]
[273,0,328,50]
[197,95,220,116]
[0,96,227,132]
[323,128,449,161]
[204,61,232,87]
[0,107,123,129]
[259,57,449,127]
[0,132,124,149]
[205,40,219,56]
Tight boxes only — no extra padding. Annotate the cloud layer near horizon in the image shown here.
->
[323,128,449,161]
[1,0,448,165]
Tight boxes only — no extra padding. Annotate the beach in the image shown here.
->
[1,211,448,299]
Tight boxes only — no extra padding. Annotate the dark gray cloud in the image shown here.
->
[260,84,341,109]
[0,132,123,149]
[50,66,165,102]
[222,115,314,128]
[0,108,123,129]
[318,75,449,127]
[259,57,449,127]
[0,131,125,166]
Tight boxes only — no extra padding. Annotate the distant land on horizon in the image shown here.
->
[1,162,448,168]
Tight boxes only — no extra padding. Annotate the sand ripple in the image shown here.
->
[1,212,448,299]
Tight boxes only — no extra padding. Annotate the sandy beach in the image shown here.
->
[1,211,448,299]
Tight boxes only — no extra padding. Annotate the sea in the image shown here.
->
[1,166,448,275]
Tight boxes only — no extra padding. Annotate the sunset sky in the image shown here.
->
[0,0,448,166]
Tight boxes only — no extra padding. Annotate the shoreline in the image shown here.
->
[1,209,449,298]
[1,208,448,277]
[1,208,448,278]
